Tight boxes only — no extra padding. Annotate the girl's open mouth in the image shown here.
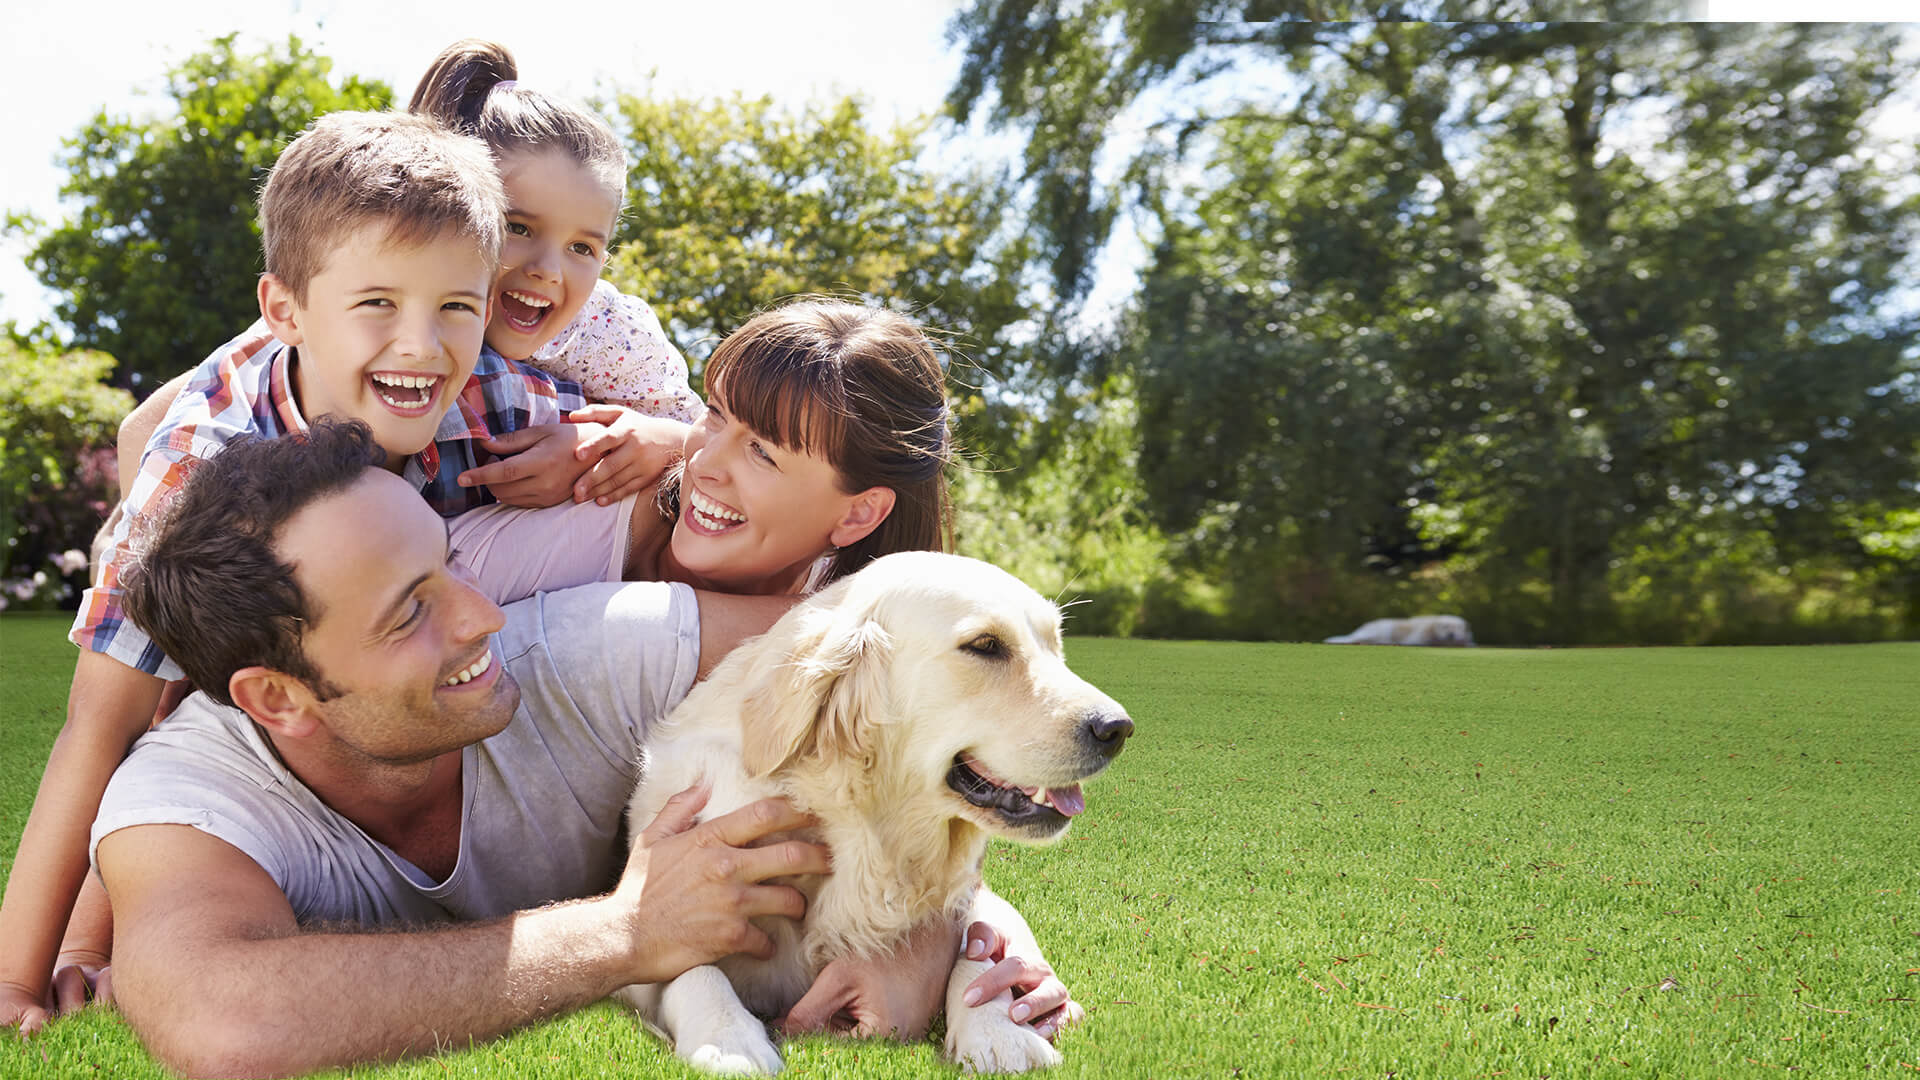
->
[499,289,553,334]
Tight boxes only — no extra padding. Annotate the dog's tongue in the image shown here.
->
[1038,784,1085,817]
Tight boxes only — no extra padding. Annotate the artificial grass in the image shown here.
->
[2,613,1916,1077]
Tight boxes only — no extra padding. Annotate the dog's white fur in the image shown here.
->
[1324,614,1474,646]
[615,551,1131,1075]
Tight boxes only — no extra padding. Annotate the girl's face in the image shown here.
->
[669,385,893,595]
[487,149,620,360]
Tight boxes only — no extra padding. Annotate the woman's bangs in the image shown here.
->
[710,346,846,460]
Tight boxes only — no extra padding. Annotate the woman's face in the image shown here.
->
[669,386,887,594]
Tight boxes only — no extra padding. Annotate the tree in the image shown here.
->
[950,6,1920,642]
[601,91,1038,457]
[13,36,389,389]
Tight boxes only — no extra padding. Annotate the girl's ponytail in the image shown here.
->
[409,39,520,133]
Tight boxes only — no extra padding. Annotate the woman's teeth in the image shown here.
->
[443,649,493,686]
[689,490,745,531]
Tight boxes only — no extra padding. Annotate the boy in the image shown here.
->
[0,110,659,1033]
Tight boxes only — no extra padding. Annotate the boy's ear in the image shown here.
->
[228,666,323,739]
[257,274,305,346]
[828,486,897,550]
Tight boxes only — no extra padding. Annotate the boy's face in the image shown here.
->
[264,224,493,465]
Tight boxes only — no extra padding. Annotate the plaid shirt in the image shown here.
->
[71,322,586,678]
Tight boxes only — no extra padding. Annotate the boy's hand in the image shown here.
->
[566,405,688,506]
[458,424,600,508]
[1,980,52,1036]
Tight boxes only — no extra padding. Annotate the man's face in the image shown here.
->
[278,224,494,467]
[276,468,518,763]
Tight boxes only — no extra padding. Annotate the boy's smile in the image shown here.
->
[262,224,493,467]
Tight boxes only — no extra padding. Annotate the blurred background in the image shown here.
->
[3,1,1916,645]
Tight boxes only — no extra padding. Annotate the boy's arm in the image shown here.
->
[0,652,163,1034]
[98,792,827,1076]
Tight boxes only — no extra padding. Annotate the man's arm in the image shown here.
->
[0,652,163,1034]
[689,590,802,680]
[100,790,829,1078]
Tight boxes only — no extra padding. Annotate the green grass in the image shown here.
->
[4,613,1917,1078]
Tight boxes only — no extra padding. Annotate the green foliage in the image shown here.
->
[11,35,389,389]
[601,91,1037,453]
[0,340,133,608]
[950,8,1920,643]
[7,615,1919,1075]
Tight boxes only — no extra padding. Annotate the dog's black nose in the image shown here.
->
[1084,710,1134,757]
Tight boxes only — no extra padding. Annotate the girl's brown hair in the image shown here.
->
[685,299,954,587]
[408,39,627,200]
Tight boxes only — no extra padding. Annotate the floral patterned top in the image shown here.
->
[530,280,702,422]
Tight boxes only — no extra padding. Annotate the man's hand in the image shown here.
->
[779,916,958,1040]
[457,424,599,508]
[566,405,687,506]
[615,786,830,987]
[956,922,1082,1041]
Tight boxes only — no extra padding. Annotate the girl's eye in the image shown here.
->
[571,242,599,258]
[507,222,532,236]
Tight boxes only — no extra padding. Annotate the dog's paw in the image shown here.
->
[681,1027,784,1076]
[944,1015,1063,1074]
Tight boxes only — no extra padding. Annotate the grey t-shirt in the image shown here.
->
[90,581,699,925]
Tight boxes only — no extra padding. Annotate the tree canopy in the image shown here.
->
[14,36,389,389]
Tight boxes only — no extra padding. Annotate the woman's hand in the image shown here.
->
[957,921,1083,1041]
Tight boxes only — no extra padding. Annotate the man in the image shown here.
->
[88,420,1072,1076]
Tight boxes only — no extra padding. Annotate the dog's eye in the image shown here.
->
[961,634,1006,659]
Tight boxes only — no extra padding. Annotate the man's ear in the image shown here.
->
[228,666,322,739]
[257,274,305,346]
[828,486,897,550]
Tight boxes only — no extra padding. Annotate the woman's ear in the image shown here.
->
[828,486,897,549]
[229,666,322,739]
[257,274,305,345]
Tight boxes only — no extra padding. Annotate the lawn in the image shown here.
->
[3,611,1917,1078]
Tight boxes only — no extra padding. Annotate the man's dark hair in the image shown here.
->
[123,420,387,707]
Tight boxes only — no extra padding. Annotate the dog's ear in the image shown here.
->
[741,607,893,779]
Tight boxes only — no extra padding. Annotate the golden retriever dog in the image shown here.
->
[1324,614,1474,646]
[614,551,1133,1074]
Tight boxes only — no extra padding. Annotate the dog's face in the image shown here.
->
[740,552,1133,843]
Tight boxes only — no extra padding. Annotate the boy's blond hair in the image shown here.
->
[258,111,506,302]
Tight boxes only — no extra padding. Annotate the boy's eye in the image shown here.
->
[443,301,478,313]
[357,297,394,309]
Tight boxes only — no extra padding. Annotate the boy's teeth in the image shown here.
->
[443,649,493,686]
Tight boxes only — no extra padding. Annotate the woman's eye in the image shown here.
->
[751,441,776,465]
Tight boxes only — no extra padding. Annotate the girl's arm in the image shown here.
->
[116,374,190,496]
[0,651,164,1034]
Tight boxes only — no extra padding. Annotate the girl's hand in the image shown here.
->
[566,405,688,506]
[958,921,1083,1041]
[459,424,599,508]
